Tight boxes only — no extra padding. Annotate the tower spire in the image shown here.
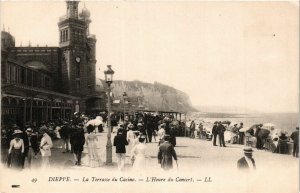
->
[2,24,5,31]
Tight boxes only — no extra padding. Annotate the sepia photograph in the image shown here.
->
[0,1,299,193]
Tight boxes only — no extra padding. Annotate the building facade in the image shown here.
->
[1,1,105,127]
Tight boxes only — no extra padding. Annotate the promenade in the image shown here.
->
[1,127,298,193]
[17,127,298,173]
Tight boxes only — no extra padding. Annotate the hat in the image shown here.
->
[12,124,19,128]
[137,123,143,127]
[40,127,48,133]
[243,147,253,154]
[26,128,33,132]
[128,123,134,128]
[13,129,22,135]
[164,134,171,141]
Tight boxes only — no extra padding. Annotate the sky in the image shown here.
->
[1,1,299,113]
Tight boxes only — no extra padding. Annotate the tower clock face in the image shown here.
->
[75,56,81,63]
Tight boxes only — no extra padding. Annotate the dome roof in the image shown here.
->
[81,7,90,18]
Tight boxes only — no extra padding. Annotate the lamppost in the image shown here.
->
[104,65,114,164]
[122,92,128,122]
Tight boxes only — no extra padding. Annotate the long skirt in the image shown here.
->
[278,142,289,154]
[87,142,102,167]
[10,148,23,169]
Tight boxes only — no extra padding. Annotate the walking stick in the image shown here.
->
[175,160,178,171]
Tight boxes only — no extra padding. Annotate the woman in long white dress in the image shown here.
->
[86,125,102,168]
[130,136,147,171]
[126,124,136,156]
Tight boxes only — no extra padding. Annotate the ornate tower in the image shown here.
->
[58,1,97,96]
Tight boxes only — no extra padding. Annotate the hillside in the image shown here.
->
[96,80,196,112]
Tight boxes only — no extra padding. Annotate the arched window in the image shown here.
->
[66,29,69,41]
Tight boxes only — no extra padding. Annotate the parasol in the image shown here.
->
[262,123,276,130]
[86,116,103,127]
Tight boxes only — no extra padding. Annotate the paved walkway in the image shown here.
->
[1,128,298,193]
[22,128,298,173]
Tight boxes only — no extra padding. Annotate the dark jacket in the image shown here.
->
[23,132,39,154]
[237,157,256,170]
[113,134,128,153]
[212,125,218,135]
[217,124,226,134]
[59,125,71,139]
[290,130,299,144]
[70,128,85,152]
[158,141,177,170]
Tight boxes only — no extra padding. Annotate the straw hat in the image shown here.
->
[13,129,23,135]
[128,123,134,128]
[243,147,253,154]
[26,128,33,132]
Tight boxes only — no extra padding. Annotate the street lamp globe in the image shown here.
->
[104,65,114,85]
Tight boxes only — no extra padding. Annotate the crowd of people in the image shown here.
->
[188,120,299,158]
[2,112,298,171]
[2,111,182,171]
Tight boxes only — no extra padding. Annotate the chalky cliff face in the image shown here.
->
[109,80,195,112]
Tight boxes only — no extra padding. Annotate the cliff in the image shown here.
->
[96,80,195,112]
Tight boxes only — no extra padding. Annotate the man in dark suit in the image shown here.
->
[23,128,39,168]
[113,129,128,171]
[218,122,226,147]
[237,147,256,171]
[255,124,263,149]
[158,135,178,171]
[189,120,196,138]
[238,122,244,144]
[212,122,218,146]
[59,121,71,153]
[290,127,299,158]
[70,123,85,166]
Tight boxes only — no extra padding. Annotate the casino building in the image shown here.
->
[1,1,106,127]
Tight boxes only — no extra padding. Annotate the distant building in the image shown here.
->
[1,1,106,127]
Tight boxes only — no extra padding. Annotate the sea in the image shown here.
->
[187,112,299,134]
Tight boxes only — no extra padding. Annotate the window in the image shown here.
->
[63,30,66,42]
[15,66,19,83]
[32,72,38,87]
[10,65,16,83]
[66,29,69,41]
[76,80,80,90]
[45,76,50,89]
[7,63,11,83]
[76,63,80,77]
[27,70,32,86]
[20,68,25,84]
